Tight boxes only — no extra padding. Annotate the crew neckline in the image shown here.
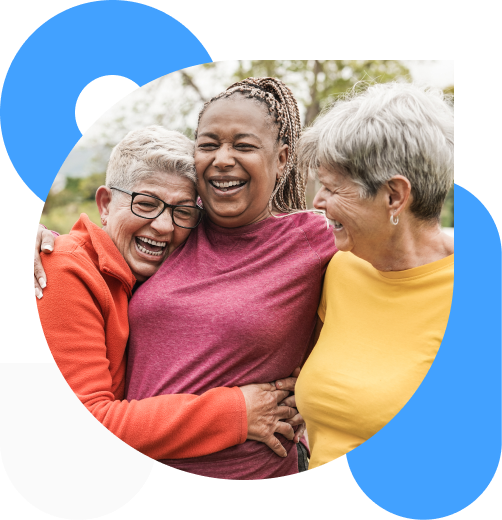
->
[203,214,286,236]
[377,253,454,280]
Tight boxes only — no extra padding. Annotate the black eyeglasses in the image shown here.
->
[111,186,204,229]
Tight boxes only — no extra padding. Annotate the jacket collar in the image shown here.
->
[70,214,136,296]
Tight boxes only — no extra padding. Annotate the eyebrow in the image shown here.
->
[139,191,195,205]
[198,132,263,143]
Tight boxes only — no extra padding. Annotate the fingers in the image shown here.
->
[273,389,290,403]
[40,227,55,254]
[285,412,304,427]
[275,421,295,441]
[276,405,297,420]
[34,276,43,300]
[275,376,297,392]
[291,367,301,378]
[34,225,53,298]
[264,435,288,458]
[294,423,306,444]
[34,249,47,298]
[279,395,296,408]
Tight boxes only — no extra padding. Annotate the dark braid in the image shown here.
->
[197,77,306,212]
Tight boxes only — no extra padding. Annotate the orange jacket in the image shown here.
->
[37,214,247,459]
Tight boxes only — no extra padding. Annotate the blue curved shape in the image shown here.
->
[0,1,211,201]
[347,184,501,519]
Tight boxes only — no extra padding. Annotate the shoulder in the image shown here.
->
[286,211,338,268]
[41,233,101,283]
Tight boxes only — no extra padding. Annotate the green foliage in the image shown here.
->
[40,200,102,235]
[42,172,105,234]
[441,187,454,228]
[43,172,105,215]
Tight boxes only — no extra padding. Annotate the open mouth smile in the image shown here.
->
[330,220,344,231]
[209,179,247,193]
[135,236,168,258]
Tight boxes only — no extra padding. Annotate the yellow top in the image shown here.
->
[296,251,454,469]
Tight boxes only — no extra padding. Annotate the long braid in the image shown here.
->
[196,77,306,212]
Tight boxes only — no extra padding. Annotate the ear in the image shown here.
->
[276,144,289,181]
[95,186,113,226]
[385,175,412,217]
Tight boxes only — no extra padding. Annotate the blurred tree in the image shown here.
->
[234,60,410,125]
[43,172,105,214]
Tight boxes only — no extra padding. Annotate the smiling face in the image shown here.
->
[98,171,196,281]
[313,165,390,259]
[195,96,288,228]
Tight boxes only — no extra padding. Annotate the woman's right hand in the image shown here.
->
[239,383,297,458]
[34,224,56,299]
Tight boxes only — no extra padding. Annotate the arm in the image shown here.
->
[277,317,324,443]
[37,252,295,460]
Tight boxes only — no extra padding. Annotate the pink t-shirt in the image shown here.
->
[125,212,336,479]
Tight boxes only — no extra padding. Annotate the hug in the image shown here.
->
[35,77,454,479]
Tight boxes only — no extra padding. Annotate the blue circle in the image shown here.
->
[0,1,211,200]
[347,185,501,519]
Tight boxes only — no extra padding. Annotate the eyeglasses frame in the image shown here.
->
[110,186,204,229]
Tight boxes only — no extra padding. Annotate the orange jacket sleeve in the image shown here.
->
[37,250,247,460]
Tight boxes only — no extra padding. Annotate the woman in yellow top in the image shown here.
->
[295,82,454,469]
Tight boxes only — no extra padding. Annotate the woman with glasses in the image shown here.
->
[35,125,299,462]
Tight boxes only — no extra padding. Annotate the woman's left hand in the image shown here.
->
[275,367,306,443]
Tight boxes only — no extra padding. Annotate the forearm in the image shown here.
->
[84,386,247,460]
[37,256,247,461]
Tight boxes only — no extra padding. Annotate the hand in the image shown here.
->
[279,393,306,444]
[275,367,305,443]
[239,383,297,458]
[34,224,55,299]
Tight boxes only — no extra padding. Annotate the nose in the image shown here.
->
[213,143,235,170]
[313,187,326,210]
[149,208,175,236]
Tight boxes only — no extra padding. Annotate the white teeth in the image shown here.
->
[136,243,163,256]
[138,237,167,247]
[212,180,245,188]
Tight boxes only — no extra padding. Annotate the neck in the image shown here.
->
[358,216,454,272]
[207,205,276,228]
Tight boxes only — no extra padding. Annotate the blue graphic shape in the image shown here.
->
[0,1,211,201]
[347,184,501,519]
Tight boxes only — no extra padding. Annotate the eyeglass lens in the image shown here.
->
[131,193,201,228]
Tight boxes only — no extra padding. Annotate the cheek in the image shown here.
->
[173,228,191,247]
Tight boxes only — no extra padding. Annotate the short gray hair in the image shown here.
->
[106,125,196,190]
[298,82,454,221]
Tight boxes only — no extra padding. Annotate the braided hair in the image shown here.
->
[196,77,306,212]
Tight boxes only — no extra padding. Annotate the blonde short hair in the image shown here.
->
[106,125,196,190]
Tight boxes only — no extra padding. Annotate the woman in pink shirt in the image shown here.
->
[125,78,335,479]
[35,78,336,479]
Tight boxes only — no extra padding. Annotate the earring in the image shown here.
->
[390,213,399,225]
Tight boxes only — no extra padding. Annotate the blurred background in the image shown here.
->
[41,60,454,234]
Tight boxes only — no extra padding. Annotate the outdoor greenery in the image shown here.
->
[41,173,105,233]
[42,61,454,234]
